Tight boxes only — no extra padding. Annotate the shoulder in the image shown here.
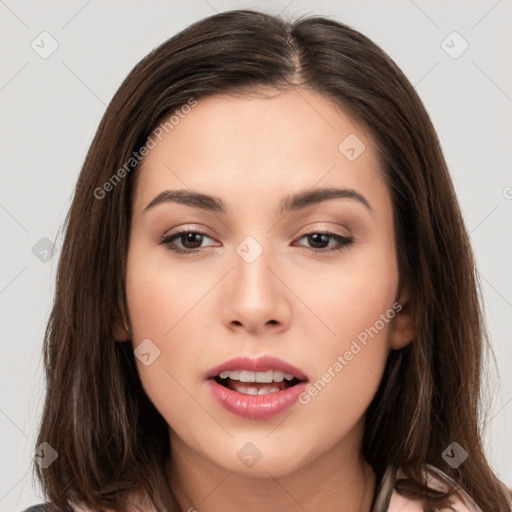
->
[21,491,155,512]
[21,504,79,512]
[423,464,484,511]
[387,489,477,511]
[388,489,482,511]
[387,489,424,511]
[386,465,484,512]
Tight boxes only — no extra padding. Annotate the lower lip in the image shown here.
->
[206,379,308,420]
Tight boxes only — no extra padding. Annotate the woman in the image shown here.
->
[25,9,511,512]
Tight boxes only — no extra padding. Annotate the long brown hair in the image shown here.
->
[33,9,511,511]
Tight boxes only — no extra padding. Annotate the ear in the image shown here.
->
[112,309,131,342]
[388,285,414,350]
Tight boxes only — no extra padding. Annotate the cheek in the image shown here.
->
[301,241,399,353]
[125,240,202,340]
[294,243,398,424]
[296,298,393,453]
[124,243,207,414]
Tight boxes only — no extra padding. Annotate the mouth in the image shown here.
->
[205,355,309,419]
[213,369,305,395]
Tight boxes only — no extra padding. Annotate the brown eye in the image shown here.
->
[159,230,215,254]
[296,232,354,252]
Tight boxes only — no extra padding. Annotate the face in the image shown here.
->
[120,88,412,478]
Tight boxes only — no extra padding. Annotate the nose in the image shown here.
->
[221,241,292,335]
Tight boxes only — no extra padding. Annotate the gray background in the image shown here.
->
[1,0,511,510]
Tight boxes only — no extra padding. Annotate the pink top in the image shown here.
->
[388,488,480,511]
[382,465,483,512]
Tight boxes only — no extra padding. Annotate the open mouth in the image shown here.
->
[207,362,310,419]
[213,370,305,396]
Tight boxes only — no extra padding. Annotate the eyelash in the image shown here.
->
[158,229,354,255]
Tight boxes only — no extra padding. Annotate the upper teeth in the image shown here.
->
[218,370,295,383]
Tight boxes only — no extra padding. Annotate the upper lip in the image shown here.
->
[206,355,309,381]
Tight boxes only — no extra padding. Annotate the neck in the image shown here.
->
[166,422,376,512]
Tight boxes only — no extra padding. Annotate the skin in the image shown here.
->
[114,88,414,512]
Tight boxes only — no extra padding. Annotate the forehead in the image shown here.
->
[133,88,388,216]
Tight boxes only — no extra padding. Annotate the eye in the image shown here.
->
[294,231,354,252]
[159,230,217,255]
[159,229,354,255]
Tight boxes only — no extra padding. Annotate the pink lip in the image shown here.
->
[205,355,309,420]
[207,379,309,420]
[205,355,309,381]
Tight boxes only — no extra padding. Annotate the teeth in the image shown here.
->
[255,370,273,383]
[239,370,255,382]
[233,385,281,395]
[218,370,296,383]
[219,370,238,379]
[273,371,284,382]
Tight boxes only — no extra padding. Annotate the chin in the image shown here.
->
[202,435,314,479]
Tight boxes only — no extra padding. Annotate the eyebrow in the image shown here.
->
[144,187,372,215]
